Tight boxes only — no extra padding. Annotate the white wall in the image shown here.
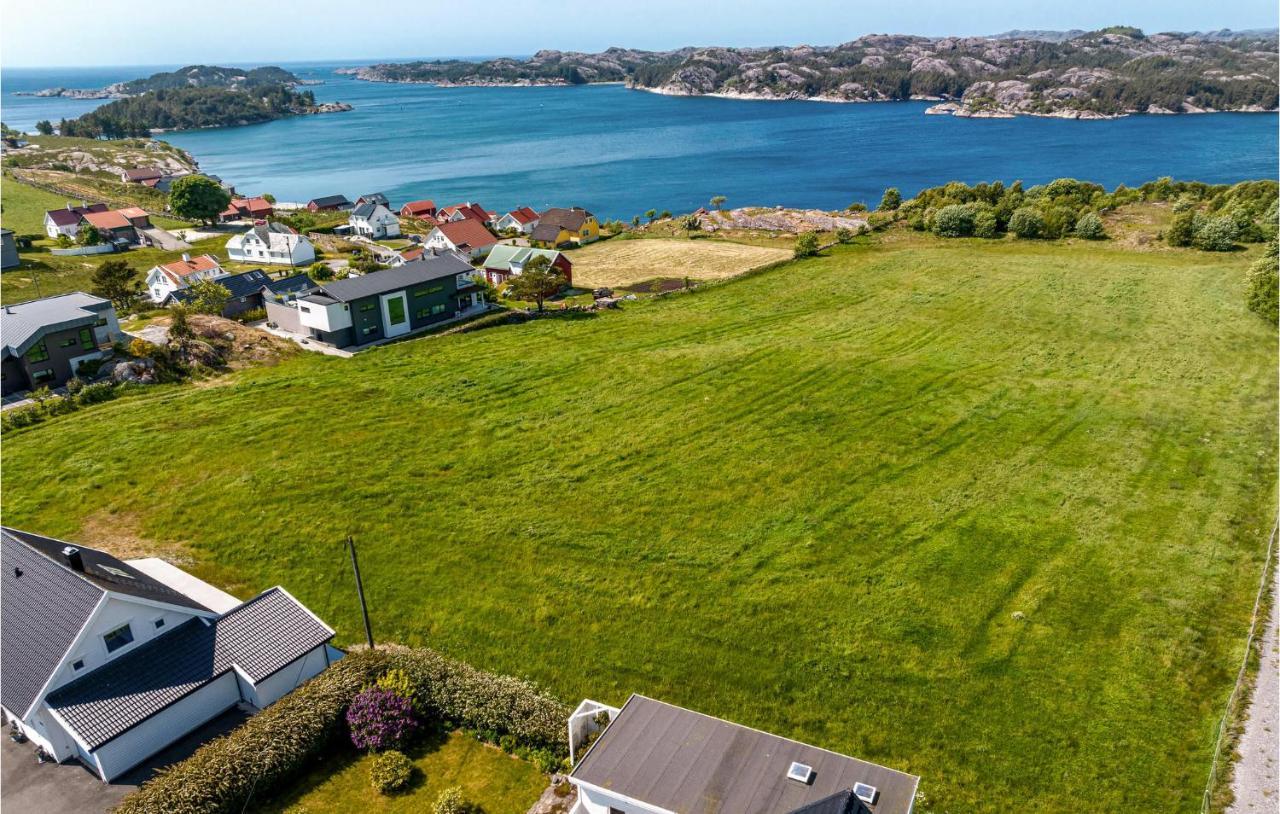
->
[91,672,239,781]
[242,646,329,708]
[574,784,670,814]
[48,598,204,694]
[297,299,352,332]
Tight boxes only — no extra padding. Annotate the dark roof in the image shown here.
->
[357,193,389,205]
[530,222,563,243]
[170,269,272,304]
[570,695,919,814]
[2,528,208,612]
[1,532,104,717]
[788,790,870,814]
[264,273,317,297]
[315,253,473,302]
[123,168,164,181]
[539,207,593,231]
[308,194,351,208]
[351,202,380,219]
[45,203,108,227]
[46,587,333,749]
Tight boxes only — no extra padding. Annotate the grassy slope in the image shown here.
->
[2,234,1275,812]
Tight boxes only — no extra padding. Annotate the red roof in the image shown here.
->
[221,197,274,218]
[400,200,437,218]
[434,218,497,251]
[124,167,164,181]
[505,206,540,225]
[155,254,222,285]
[440,202,488,223]
[82,211,133,231]
[399,246,425,262]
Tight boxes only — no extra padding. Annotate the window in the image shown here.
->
[412,285,443,297]
[79,327,94,350]
[103,623,134,653]
[31,369,55,384]
[154,618,166,630]
[59,336,78,348]
[359,303,376,313]
[431,303,446,315]
[361,325,378,336]
[72,659,85,671]
[25,341,48,363]
[94,318,108,327]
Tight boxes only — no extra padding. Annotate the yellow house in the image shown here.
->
[530,207,600,247]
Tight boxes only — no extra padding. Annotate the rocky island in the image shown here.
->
[17,64,307,99]
[347,27,1278,118]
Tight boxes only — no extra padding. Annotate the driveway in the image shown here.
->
[1,707,250,814]
[140,227,190,251]
[1228,549,1279,813]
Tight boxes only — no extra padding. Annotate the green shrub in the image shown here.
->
[1074,213,1106,240]
[113,650,387,814]
[433,786,466,814]
[834,227,855,244]
[1166,209,1197,246]
[1008,208,1045,239]
[76,357,104,378]
[877,187,902,211]
[866,211,894,231]
[973,210,999,239]
[1246,240,1278,325]
[235,307,267,323]
[794,232,820,258]
[369,749,415,795]
[1195,215,1239,252]
[933,204,976,238]
[846,202,868,213]
[384,645,570,756]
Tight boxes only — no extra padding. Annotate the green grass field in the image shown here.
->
[2,234,1274,812]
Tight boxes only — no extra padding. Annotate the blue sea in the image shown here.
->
[3,63,1277,220]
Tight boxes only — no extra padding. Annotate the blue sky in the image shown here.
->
[1,0,1276,67]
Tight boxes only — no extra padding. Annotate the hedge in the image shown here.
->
[383,645,571,755]
[113,650,387,814]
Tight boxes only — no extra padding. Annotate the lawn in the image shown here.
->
[257,730,548,814]
[566,236,791,288]
[2,233,1275,812]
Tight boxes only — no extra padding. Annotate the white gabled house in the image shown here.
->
[0,528,338,782]
[494,206,540,235]
[144,253,226,304]
[226,222,316,266]
[348,203,401,239]
[424,219,498,260]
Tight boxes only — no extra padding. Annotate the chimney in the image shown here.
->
[181,252,191,263]
[62,546,85,572]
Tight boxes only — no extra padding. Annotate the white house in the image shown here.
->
[0,528,338,782]
[424,218,498,260]
[566,695,920,814]
[494,206,540,235]
[348,203,401,239]
[144,253,226,304]
[43,203,109,239]
[226,222,316,266]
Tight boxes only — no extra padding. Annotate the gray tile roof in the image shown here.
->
[316,253,473,303]
[46,588,333,750]
[1,292,114,358]
[1,533,104,716]
[351,202,378,219]
[264,273,318,297]
[570,695,919,814]
[308,194,351,208]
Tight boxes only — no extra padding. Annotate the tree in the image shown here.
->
[645,209,657,222]
[933,204,976,237]
[168,304,194,340]
[1194,215,1239,252]
[168,174,232,224]
[1008,207,1045,239]
[89,259,142,310]
[835,227,855,244]
[261,192,276,204]
[508,254,566,312]
[1246,239,1278,325]
[878,187,902,211]
[1165,209,1197,247]
[1074,212,1106,240]
[186,279,232,315]
[710,195,727,210]
[77,223,101,247]
[309,261,334,281]
[680,214,701,231]
[794,231,821,258]
[35,120,54,136]
[973,210,999,238]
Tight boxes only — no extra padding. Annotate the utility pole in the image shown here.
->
[346,536,374,649]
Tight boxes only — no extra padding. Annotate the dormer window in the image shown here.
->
[103,623,134,653]
[72,659,85,671]
[154,618,166,630]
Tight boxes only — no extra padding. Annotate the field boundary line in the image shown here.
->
[1201,517,1279,813]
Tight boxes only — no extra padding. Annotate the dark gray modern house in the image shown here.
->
[567,695,920,814]
[290,252,485,348]
[1,292,122,396]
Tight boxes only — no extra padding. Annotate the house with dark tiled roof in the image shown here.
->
[306,194,354,212]
[424,218,498,260]
[167,269,316,319]
[567,695,920,814]
[43,202,109,240]
[349,202,401,239]
[530,207,600,247]
[356,192,390,208]
[0,528,337,782]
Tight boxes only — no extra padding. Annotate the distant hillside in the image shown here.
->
[349,28,1279,118]
[19,65,304,100]
[57,86,349,137]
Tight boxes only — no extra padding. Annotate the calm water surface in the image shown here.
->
[4,64,1277,219]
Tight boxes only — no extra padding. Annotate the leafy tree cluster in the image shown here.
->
[168,175,232,224]
[59,85,316,138]
[1246,239,1278,325]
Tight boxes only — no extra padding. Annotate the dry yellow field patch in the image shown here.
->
[568,238,791,288]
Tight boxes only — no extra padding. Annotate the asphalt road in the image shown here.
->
[1228,558,1279,813]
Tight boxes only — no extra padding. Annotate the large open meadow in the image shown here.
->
[2,233,1275,811]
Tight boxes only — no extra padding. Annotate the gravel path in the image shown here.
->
[1228,557,1278,813]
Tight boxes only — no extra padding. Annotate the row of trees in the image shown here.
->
[59,85,315,139]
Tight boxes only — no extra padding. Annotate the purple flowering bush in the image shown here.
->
[347,687,418,751]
